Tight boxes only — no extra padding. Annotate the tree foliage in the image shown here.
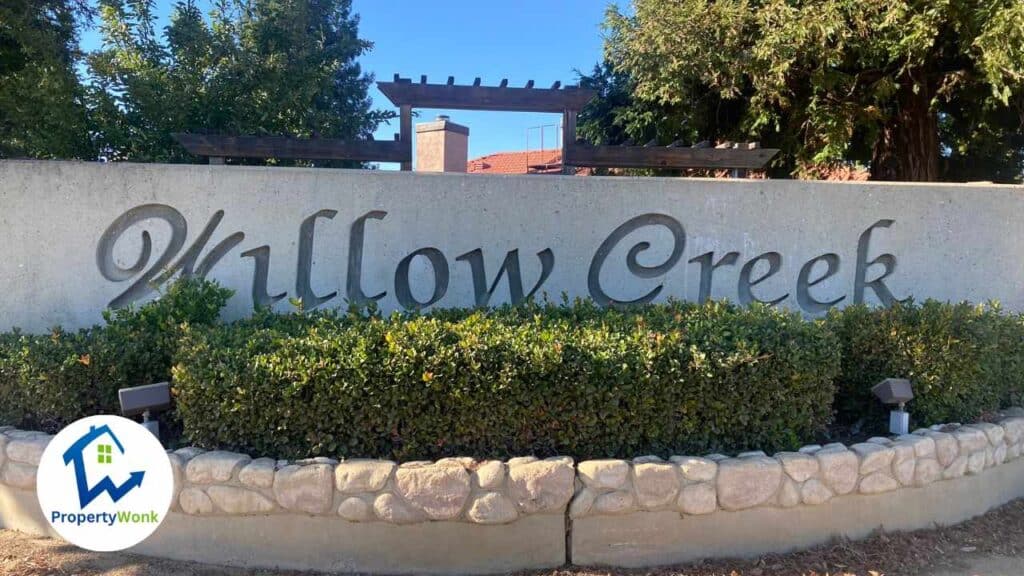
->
[600,0,1024,182]
[0,0,96,159]
[87,0,392,164]
[1,0,391,164]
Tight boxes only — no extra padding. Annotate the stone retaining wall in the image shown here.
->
[171,452,575,525]
[571,412,1024,520]
[3,409,1024,573]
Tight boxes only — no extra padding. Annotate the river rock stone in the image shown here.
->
[716,457,781,511]
[395,464,471,520]
[776,452,819,483]
[174,447,205,461]
[338,496,374,522]
[801,478,833,505]
[186,451,251,484]
[207,486,275,515]
[1,462,37,489]
[473,461,506,490]
[179,488,214,515]
[508,460,575,514]
[335,460,395,494]
[238,458,276,489]
[970,423,1005,447]
[925,432,960,467]
[966,450,986,475]
[273,464,334,514]
[671,456,717,482]
[816,447,858,495]
[577,459,630,490]
[435,456,475,469]
[0,435,7,470]
[1001,418,1024,445]
[914,458,942,486]
[569,488,597,518]
[593,490,636,515]
[776,478,800,508]
[891,441,916,486]
[953,428,989,453]
[466,492,519,524]
[859,472,899,494]
[373,493,425,524]
[1009,443,1022,461]
[798,445,823,454]
[633,462,679,509]
[6,436,50,466]
[943,454,968,479]
[167,452,185,503]
[994,443,1008,465]
[506,456,538,467]
[677,482,717,515]
[896,435,936,459]
[850,443,894,475]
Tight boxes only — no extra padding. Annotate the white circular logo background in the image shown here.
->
[36,415,173,551]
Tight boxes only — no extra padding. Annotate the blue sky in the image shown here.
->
[80,1,610,166]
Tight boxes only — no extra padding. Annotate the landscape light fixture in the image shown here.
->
[118,382,172,440]
[872,378,914,435]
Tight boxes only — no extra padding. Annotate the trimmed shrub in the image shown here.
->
[827,300,1024,431]
[0,279,232,431]
[173,301,840,461]
[5,276,1022,461]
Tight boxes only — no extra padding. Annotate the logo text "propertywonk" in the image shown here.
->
[50,510,160,527]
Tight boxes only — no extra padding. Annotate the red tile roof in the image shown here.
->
[467,149,584,175]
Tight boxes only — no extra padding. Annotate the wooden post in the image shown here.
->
[400,104,412,171]
[562,109,578,175]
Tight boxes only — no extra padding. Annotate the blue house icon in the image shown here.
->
[62,425,145,509]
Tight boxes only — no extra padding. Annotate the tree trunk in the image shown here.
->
[870,77,940,182]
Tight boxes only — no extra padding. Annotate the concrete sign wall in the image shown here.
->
[1,160,1022,332]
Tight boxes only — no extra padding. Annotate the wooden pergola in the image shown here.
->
[376,74,594,172]
[173,73,779,173]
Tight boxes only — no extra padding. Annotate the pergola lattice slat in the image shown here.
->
[376,79,596,113]
[564,143,779,170]
[172,133,410,163]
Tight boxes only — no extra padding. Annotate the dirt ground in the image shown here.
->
[5,500,1024,576]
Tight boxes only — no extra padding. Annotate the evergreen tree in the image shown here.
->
[88,0,392,164]
[0,0,95,159]
[601,0,1024,182]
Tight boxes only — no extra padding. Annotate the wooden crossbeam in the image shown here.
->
[564,144,779,170]
[173,134,411,163]
[377,80,595,113]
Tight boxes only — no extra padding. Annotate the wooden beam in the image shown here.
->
[562,109,578,175]
[399,104,412,171]
[563,144,779,170]
[377,81,596,113]
[173,134,411,163]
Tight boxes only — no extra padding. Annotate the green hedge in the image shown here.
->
[3,277,1023,460]
[172,301,840,460]
[0,280,231,431]
[826,300,1024,429]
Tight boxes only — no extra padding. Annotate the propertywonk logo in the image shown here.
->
[37,415,173,551]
